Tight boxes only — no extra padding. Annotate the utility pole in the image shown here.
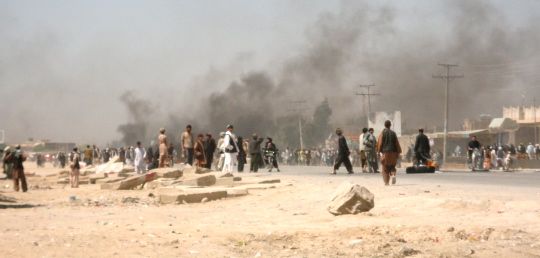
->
[0,130,4,144]
[289,100,307,150]
[433,63,464,169]
[534,97,538,144]
[355,84,380,126]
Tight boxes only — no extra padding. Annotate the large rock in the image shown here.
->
[327,182,374,216]
[159,188,227,204]
[101,172,157,190]
[181,174,216,187]
[152,168,183,179]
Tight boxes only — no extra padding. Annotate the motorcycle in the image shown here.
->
[469,148,484,171]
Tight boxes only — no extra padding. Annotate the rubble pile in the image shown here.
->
[40,161,284,205]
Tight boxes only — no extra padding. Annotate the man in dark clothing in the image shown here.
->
[467,136,481,162]
[377,121,402,185]
[414,128,431,165]
[203,134,217,169]
[332,128,353,175]
[4,145,28,192]
[265,138,280,172]
[248,134,264,172]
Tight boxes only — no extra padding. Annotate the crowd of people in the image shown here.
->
[3,120,540,191]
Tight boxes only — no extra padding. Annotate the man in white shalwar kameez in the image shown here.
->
[134,141,147,174]
[220,125,239,173]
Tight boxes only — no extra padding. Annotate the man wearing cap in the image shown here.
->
[180,125,194,165]
[377,120,402,185]
[248,134,264,172]
[333,128,354,175]
[220,125,240,173]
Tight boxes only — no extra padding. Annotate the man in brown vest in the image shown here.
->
[377,120,402,185]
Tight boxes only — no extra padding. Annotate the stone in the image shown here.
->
[182,165,197,175]
[195,168,212,174]
[96,177,123,184]
[236,184,277,190]
[233,177,242,182]
[90,174,108,184]
[152,168,183,179]
[398,246,420,257]
[182,175,216,187]
[225,188,248,197]
[159,188,227,204]
[214,177,234,187]
[327,182,374,216]
[144,178,181,190]
[258,179,281,184]
[101,172,157,190]
[96,162,134,174]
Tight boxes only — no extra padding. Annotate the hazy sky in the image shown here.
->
[1,0,539,145]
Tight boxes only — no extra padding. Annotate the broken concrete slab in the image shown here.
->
[214,177,234,187]
[159,188,227,204]
[327,182,374,216]
[89,174,108,184]
[236,184,277,190]
[195,168,212,174]
[144,178,182,190]
[95,177,123,184]
[258,179,281,184]
[182,165,199,175]
[101,172,157,190]
[151,168,183,179]
[181,174,216,187]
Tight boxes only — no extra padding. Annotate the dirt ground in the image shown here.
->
[1,163,540,258]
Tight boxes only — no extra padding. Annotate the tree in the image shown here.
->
[305,98,332,147]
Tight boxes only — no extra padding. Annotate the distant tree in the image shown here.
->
[305,98,332,147]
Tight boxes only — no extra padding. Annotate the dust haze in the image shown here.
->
[1,0,539,146]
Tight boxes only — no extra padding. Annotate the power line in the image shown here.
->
[433,63,464,169]
[288,100,307,150]
[355,84,380,125]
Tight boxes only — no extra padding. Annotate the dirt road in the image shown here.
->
[1,164,539,257]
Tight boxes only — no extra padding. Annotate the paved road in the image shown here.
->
[276,165,540,188]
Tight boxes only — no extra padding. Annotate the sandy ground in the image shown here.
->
[1,163,540,258]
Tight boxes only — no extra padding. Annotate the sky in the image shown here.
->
[1,0,539,145]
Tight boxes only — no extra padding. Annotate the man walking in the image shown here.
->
[377,120,402,185]
[180,125,194,165]
[248,134,264,172]
[332,128,353,175]
[220,125,239,173]
[413,128,431,165]
[364,128,379,173]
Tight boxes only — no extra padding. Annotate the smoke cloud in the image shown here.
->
[1,1,539,147]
